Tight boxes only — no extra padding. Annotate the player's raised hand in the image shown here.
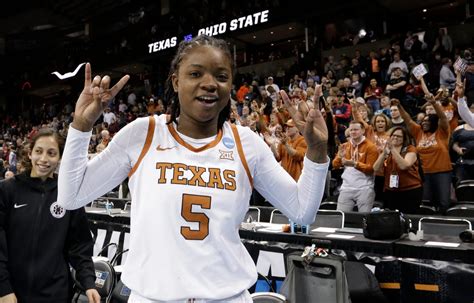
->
[72,63,129,131]
[280,90,328,162]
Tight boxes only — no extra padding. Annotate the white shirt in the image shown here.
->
[103,111,117,125]
[118,103,128,113]
[127,92,137,106]
[458,97,474,128]
[264,83,280,102]
[58,114,329,301]
[439,65,456,89]
[387,60,409,76]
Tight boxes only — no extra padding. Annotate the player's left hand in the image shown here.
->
[280,90,328,150]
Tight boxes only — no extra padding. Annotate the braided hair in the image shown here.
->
[164,35,234,130]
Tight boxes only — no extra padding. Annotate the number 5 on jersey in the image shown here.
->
[181,194,211,240]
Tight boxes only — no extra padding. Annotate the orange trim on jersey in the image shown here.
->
[167,123,223,153]
[128,116,156,177]
[230,124,253,188]
[414,284,439,292]
[379,283,400,289]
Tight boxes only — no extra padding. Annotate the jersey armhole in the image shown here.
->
[128,116,156,178]
[230,124,253,188]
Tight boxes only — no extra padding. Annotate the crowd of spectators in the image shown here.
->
[232,30,473,214]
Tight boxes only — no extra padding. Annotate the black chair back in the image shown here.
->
[314,210,345,228]
[93,259,116,302]
[446,205,474,217]
[456,180,474,202]
[320,201,338,210]
[416,205,437,215]
[419,217,472,237]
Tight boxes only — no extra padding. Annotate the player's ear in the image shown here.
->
[172,73,178,93]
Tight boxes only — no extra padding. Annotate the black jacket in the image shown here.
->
[0,172,96,303]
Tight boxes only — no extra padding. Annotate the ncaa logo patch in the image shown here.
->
[222,137,235,149]
[50,202,66,219]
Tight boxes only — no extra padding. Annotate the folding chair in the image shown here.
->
[244,206,261,222]
[90,199,106,208]
[105,191,119,198]
[421,199,435,207]
[269,209,289,224]
[455,180,474,202]
[446,205,474,217]
[314,210,345,229]
[452,200,474,206]
[416,205,437,215]
[72,257,116,303]
[250,292,287,302]
[418,217,472,237]
[320,201,338,210]
[93,259,116,303]
[96,242,118,261]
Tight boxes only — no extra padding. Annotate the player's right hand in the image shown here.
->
[72,63,129,132]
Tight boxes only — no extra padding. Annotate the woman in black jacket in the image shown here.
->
[0,129,100,303]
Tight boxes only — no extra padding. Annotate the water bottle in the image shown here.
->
[289,219,296,233]
[302,224,310,234]
[105,201,114,214]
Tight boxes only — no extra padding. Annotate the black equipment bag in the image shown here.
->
[363,210,407,240]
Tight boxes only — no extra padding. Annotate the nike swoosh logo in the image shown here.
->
[156,145,176,151]
[14,203,27,209]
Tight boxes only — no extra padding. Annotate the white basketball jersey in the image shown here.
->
[123,115,256,301]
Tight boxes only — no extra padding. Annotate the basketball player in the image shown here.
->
[58,35,329,302]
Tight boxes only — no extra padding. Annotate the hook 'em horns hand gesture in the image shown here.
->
[280,90,328,163]
[72,63,130,132]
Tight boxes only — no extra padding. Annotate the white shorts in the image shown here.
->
[128,290,252,303]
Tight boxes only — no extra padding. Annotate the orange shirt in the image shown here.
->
[236,85,249,103]
[371,58,380,73]
[278,135,307,181]
[409,123,452,173]
[332,138,378,175]
[383,145,422,191]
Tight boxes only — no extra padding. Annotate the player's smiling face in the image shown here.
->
[172,45,232,126]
